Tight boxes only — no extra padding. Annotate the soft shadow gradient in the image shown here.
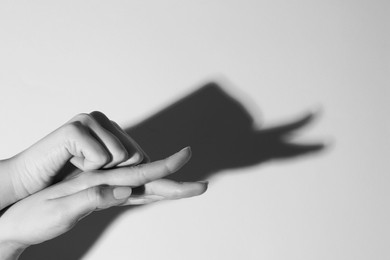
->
[21,82,324,260]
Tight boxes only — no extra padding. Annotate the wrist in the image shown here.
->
[0,240,27,260]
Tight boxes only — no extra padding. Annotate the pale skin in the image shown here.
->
[0,112,208,260]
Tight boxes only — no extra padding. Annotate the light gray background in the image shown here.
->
[0,1,388,259]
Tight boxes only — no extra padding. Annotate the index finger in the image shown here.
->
[90,111,148,166]
[49,147,191,197]
[104,146,191,186]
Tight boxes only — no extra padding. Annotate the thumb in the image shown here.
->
[52,186,132,222]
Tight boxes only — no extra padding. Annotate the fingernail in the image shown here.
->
[165,146,192,172]
[197,181,209,194]
[180,146,191,154]
[169,146,191,160]
[113,187,132,200]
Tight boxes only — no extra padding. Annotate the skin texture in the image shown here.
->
[0,112,208,259]
[0,112,148,208]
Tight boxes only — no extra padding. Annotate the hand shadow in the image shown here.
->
[21,82,325,260]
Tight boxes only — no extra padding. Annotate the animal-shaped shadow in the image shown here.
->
[21,82,324,260]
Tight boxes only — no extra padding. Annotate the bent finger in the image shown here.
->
[69,113,129,169]
[110,120,150,164]
[60,121,110,171]
[105,146,191,187]
[90,111,145,166]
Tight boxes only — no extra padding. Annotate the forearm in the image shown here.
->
[0,241,26,260]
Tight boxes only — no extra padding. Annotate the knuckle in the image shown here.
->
[134,165,151,183]
[110,120,121,129]
[163,161,174,175]
[63,121,86,136]
[90,111,110,126]
[90,111,106,118]
[74,113,94,123]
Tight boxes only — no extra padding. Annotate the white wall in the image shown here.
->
[0,1,388,259]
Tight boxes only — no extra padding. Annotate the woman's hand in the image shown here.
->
[0,111,148,210]
[0,147,207,253]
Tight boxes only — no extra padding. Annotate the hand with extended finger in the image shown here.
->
[0,111,148,210]
[0,147,207,255]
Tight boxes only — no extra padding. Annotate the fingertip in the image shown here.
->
[142,153,151,163]
[196,181,209,195]
[166,146,192,173]
[178,181,209,198]
[182,146,192,157]
[130,152,144,164]
[198,180,209,185]
[89,110,108,119]
[175,146,192,157]
[199,180,209,189]
[175,146,192,161]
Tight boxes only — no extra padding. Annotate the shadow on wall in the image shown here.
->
[22,82,325,260]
